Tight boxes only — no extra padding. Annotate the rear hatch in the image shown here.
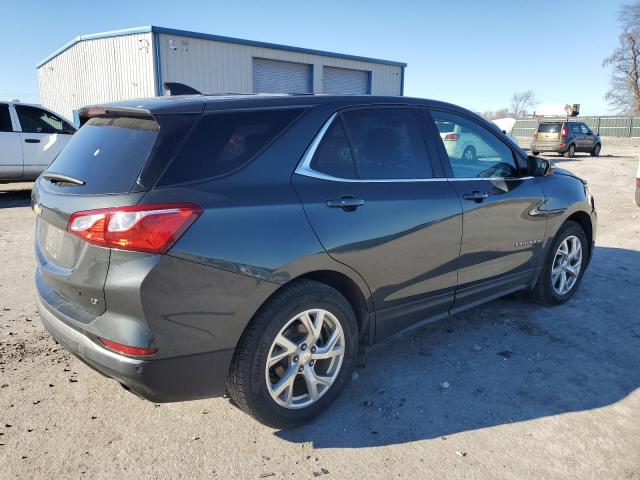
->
[535,122,563,143]
[33,108,197,317]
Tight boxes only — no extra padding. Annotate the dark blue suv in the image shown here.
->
[33,95,596,427]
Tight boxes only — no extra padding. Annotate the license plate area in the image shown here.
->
[40,220,79,269]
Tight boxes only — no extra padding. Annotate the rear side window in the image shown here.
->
[0,104,12,132]
[343,108,433,180]
[310,120,356,179]
[46,116,159,194]
[158,109,302,185]
[537,123,562,133]
[570,123,581,134]
[309,108,433,180]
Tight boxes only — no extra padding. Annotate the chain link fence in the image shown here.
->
[512,116,640,138]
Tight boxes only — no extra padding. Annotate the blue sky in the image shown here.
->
[0,0,628,114]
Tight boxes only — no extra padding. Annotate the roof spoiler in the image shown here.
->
[163,82,202,96]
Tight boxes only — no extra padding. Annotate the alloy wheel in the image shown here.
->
[265,309,345,409]
[551,235,582,296]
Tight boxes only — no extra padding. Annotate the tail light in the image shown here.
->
[98,337,158,356]
[636,178,640,187]
[68,203,202,254]
[561,125,569,138]
[444,133,460,141]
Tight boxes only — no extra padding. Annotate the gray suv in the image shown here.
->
[33,95,596,427]
[531,121,601,158]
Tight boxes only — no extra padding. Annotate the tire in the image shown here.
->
[563,144,576,158]
[590,143,601,157]
[532,151,540,156]
[226,279,358,428]
[532,221,588,305]
[462,145,477,162]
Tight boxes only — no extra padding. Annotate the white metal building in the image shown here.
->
[37,26,407,121]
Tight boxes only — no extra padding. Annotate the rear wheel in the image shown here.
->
[532,221,588,305]
[590,143,601,157]
[564,144,576,158]
[227,279,358,428]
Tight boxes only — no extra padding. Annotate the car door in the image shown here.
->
[292,106,463,341]
[570,123,584,150]
[0,103,23,180]
[14,105,75,179]
[428,109,547,311]
[579,123,595,150]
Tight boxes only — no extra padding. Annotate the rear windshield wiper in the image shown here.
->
[42,172,86,186]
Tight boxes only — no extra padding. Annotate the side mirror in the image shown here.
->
[528,155,555,177]
[588,130,594,136]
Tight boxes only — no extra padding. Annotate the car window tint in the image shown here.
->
[580,124,590,134]
[310,120,356,179]
[15,105,66,134]
[158,108,303,185]
[341,108,433,179]
[431,110,518,179]
[571,123,581,134]
[0,104,12,132]
[537,123,561,133]
[46,116,159,194]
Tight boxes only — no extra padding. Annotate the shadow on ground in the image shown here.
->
[277,246,640,447]
[0,187,31,209]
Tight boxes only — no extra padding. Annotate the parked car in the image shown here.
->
[33,95,596,428]
[0,101,76,182]
[531,121,601,158]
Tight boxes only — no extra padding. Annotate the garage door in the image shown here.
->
[323,67,369,94]
[253,58,312,94]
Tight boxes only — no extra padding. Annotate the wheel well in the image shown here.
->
[296,270,370,343]
[566,211,593,258]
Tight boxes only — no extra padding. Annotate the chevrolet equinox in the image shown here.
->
[33,95,597,428]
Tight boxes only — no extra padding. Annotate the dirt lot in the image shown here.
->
[1,139,639,480]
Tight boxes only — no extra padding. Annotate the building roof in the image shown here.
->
[36,26,407,69]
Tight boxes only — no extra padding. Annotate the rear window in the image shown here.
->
[45,116,159,194]
[157,108,303,185]
[537,123,562,133]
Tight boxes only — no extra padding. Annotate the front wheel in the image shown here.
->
[226,279,358,428]
[532,221,588,305]
[590,143,601,156]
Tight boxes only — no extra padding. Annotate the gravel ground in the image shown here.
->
[0,138,639,479]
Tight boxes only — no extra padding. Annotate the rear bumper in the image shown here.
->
[36,288,234,403]
[530,142,566,152]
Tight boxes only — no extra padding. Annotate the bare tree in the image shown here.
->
[603,2,640,114]
[510,91,537,118]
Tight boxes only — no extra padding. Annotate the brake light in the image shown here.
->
[68,203,202,254]
[444,133,460,141]
[98,337,158,356]
[561,125,568,138]
[636,178,640,187]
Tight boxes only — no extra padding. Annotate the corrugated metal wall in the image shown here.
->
[512,116,640,138]
[37,33,156,120]
[157,33,402,95]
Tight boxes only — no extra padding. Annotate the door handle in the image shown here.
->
[326,196,365,211]
[24,138,41,144]
[463,190,489,202]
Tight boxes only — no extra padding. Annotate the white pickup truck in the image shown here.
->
[0,101,76,182]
